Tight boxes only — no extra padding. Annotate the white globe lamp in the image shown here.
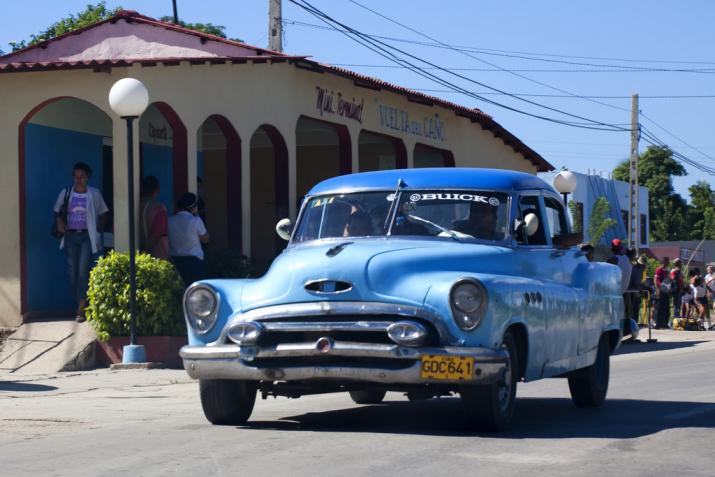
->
[553,170,577,203]
[109,78,149,118]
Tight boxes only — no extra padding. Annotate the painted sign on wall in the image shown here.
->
[378,104,445,141]
[315,86,364,123]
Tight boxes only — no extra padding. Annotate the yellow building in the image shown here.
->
[0,10,551,326]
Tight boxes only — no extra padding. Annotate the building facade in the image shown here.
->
[540,171,649,248]
[0,11,552,326]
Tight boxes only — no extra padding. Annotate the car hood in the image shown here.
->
[240,238,512,311]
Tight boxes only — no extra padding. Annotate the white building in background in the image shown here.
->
[540,171,650,248]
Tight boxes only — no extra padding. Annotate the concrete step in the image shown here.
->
[0,320,96,374]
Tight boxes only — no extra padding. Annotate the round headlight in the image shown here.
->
[450,280,487,331]
[184,285,219,334]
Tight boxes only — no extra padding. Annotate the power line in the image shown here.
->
[347,0,630,114]
[287,0,629,131]
[640,112,715,165]
[323,63,715,73]
[284,18,715,72]
[407,89,715,99]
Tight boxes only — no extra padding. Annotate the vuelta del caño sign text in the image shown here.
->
[378,104,446,141]
[315,86,364,123]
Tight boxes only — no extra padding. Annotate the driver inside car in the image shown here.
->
[343,210,372,237]
[452,201,498,240]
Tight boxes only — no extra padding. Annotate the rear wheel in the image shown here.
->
[460,331,518,432]
[349,389,386,404]
[568,334,610,407]
[199,379,257,425]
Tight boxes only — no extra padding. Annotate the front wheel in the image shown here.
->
[460,331,518,432]
[568,334,610,407]
[199,379,257,425]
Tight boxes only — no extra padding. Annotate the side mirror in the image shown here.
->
[553,232,584,249]
[524,213,539,237]
[275,218,294,241]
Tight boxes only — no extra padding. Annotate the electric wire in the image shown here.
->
[287,0,629,131]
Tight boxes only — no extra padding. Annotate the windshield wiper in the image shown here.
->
[405,214,461,242]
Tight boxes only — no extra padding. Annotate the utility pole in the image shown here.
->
[628,94,640,253]
[172,0,179,24]
[269,0,283,52]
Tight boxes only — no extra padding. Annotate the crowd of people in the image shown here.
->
[53,164,210,321]
[609,238,715,332]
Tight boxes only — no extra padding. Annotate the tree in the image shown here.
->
[8,2,121,52]
[613,145,689,242]
[587,197,616,245]
[687,181,715,240]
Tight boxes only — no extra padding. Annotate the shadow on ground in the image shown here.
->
[614,340,706,355]
[0,381,58,392]
[244,396,715,439]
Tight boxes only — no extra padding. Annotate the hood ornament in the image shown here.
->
[326,241,353,257]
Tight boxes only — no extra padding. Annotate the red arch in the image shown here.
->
[152,102,188,206]
[206,115,242,249]
[252,124,289,256]
[414,143,456,167]
[297,115,352,175]
[358,129,408,170]
[18,96,106,315]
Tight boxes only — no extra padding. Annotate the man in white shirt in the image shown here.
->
[168,192,209,285]
[706,265,715,314]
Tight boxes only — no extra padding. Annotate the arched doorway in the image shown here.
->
[250,125,288,271]
[19,97,113,317]
[139,102,187,212]
[196,115,242,250]
[358,130,407,172]
[295,116,351,199]
[414,143,455,168]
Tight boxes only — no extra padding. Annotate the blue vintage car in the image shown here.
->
[180,168,623,431]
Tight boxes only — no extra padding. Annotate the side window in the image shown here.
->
[544,197,569,241]
[517,195,547,246]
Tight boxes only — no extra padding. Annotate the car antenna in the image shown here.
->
[384,178,405,232]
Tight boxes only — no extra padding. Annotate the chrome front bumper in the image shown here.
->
[180,341,509,385]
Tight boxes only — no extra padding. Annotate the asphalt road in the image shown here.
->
[1,334,714,477]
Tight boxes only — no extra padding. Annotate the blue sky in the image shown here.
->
[3,0,714,201]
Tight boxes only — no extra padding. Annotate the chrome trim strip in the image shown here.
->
[181,343,508,385]
[304,279,354,295]
[211,301,458,346]
[260,321,395,333]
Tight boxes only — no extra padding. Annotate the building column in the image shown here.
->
[349,125,360,173]
[111,116,140,252]
[241,138,251,257]
[286,132,298,220]
[186,123,198,194]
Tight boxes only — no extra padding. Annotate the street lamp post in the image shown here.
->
[553,170,577,205]
[109,78,149,363]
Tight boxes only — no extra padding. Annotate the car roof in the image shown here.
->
[308,167,555,195]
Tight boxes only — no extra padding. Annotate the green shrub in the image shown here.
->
[86,251,185,341]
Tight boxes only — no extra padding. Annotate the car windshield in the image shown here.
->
[292,190,510,242]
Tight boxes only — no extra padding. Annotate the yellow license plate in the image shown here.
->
[420,355,475,380]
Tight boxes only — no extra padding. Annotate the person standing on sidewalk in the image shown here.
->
[168,192,210,286]
[706,265,715,316]
[654,257,672,329]
[670,258,684,318]
[139,176,169,260]
[53,162,109,322]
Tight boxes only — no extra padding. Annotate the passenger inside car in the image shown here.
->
[452,201,498,240]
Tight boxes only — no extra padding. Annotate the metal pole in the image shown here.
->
[172,0,179,24]
[126,116,138,346]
